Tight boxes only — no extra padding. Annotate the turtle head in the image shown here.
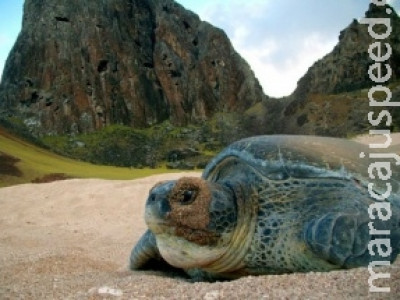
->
[144,177,237,269]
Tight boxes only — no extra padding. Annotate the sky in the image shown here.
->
[0,1,399,97]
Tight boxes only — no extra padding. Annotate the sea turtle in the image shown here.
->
[130,135,400,280]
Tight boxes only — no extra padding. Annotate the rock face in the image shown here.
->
[2,1,398,141]
[0,0,265,135]
[279,3,400,136]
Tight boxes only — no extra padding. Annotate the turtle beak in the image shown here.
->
[145,180,175,227]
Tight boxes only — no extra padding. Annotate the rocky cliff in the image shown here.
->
[278,3,400,136]
[0,0,265,136]
[2,0,399,167]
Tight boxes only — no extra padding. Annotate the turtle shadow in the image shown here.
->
[133,260,232,283]
[133,259,191,282]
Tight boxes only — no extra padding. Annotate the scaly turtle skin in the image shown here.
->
[130,135,400,280]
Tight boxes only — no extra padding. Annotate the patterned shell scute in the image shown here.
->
[203,135,371,182]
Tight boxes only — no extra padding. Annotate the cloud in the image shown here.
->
[196,0,374,97]
[241,33,337,98]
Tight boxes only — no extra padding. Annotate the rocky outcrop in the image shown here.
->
[0,0,265,136]
[279,3,400,136]
[292,4,399,102]
[2,1,398,142]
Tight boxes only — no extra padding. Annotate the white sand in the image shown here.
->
[0,136,399,299]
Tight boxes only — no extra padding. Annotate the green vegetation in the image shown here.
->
[38,115,247,169]
[3,79,398,189]
[0,128,187,188]
[0,111,247,187]
[0,112,251,188]
[41,125,156,167]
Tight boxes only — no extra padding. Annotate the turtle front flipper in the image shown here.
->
[304,209,400,268]
[130,229,167,270]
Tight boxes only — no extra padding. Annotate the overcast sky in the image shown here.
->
[1,0,399,97]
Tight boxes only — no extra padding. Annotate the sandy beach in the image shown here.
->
[0,135,399,299]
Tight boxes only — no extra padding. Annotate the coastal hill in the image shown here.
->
[0,0,265,136]
[247,3,400,137]
[0,1,399,169]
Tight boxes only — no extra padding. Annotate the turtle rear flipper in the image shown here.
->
[304,211,400,268]
[130,230,170,270]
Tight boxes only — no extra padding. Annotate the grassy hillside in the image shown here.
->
[0,127,184,188]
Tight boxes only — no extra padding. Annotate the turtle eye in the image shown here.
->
[180,190,196,205]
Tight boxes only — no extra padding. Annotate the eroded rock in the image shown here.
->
[0,0,265,136]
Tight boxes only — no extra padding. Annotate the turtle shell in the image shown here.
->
[203,135,400,197]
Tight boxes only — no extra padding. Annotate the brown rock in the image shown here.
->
[292,4,399,101]
[0,0,265,136]
[276,3,400,136]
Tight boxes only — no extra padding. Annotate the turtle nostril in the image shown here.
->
[159,198,171,216]
[149,194,157,203]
